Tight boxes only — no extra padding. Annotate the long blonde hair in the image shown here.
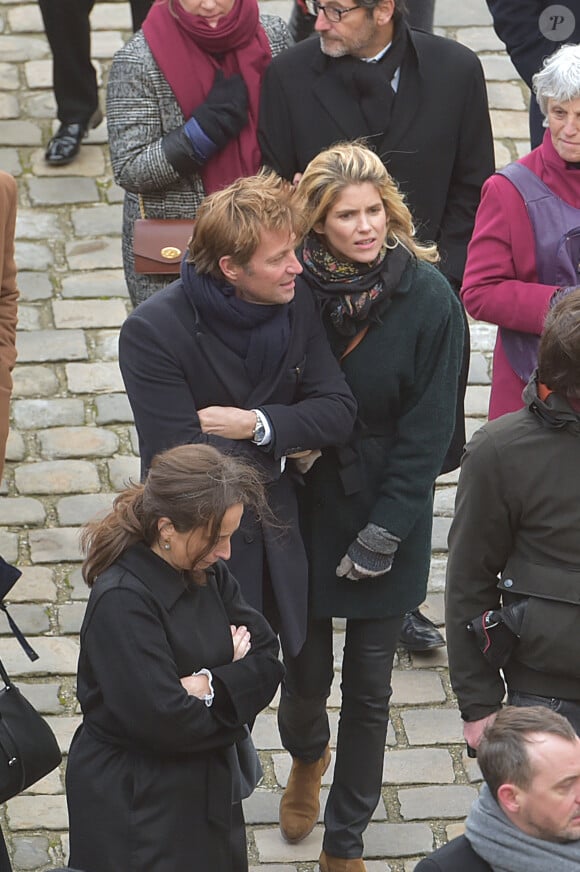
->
[296,141,439,264]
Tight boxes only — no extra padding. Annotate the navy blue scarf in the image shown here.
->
[181,260,292,386]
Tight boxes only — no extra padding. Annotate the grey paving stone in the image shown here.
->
[243,788,281,825]
[468,352,491,385]
[71,203,123,236]
[16,304,42,331]
[28,177,99,205]
[465,385,491,417]
[14,459,100,494]
[391,670,446,706]
[12,365,60,398]
[22,766,62,795]
[455,25,504,52]
[0,603,49,634]
[410,644,449,670]
[28,526,83,563]
[0,496,45,525]
[94,329,121,360]
[95,393,134,424]
[91,29,125,57]
[7,3,43,32]
[90,1,132,29]
[16,329,88,362]
[0,61,19,89]
[431,516,451,551]
[24,58,51,88]
[435,0,492,25]
[5,429,26,462]
[398,785,478,820]
[56,492,115,526]
[0,36,48,63]
[53,299,127,329]
[6,795,68,830]
[61,268,129,298]
[480,54,519,82]
[433,487,455,518]
[427,556,448,592]
[12,835,51,871]
[107,455,141,489]
[8,566,56,602]
[254,826,323,862]
[0,92,19,118]
[66,567,90,601]
[0,637,79,676]
[0,119,42,145]
[401,709,464,746]
[15,208,61,240]
[14,239,52,270]
[17,682,63,715]
[487,82,527,111]
[462,751,483,783]
[0,147,21,175]
[491,109,530,140]
[17,271,53,300]
[30,144,105,177]
[40,426,119,459]
[58,601,88,634]
[65,361,125,394]
[106,182,126,203]
[0,530,18,562]
[23,91,56,119]
[495,140,514,169]
[66,236,123,270]
[383,747,454,785]
[12,398,85,429]
[364,822,434,858]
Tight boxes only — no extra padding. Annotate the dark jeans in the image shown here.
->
[508,690,580,736]
[38,0,153,123]
[278,614,404,858]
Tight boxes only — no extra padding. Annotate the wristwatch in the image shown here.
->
[251,410,266,445]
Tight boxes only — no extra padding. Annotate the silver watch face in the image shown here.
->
[253,422,266,443]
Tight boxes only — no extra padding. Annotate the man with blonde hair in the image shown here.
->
[119,171,357,660]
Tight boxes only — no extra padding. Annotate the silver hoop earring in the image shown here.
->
[385,233,399,250]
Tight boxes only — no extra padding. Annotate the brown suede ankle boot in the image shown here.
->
[319,850,367,871]
[279,745,331,843]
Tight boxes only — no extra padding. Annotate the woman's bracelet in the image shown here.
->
[192,667,214,707]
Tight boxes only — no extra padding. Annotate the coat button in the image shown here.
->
[504,578,513,588]
[243,534,254,544]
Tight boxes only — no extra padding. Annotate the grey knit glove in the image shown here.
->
[336,523,400,581]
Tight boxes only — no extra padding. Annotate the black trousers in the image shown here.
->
[38,0,153,124]
[278,614,404,858]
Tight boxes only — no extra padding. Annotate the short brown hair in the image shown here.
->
[188,170,304,279]
[81,444,269,586]
[538,289,580,398]
[478,706,577,800]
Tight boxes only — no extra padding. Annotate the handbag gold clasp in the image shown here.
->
[160,247,182,260]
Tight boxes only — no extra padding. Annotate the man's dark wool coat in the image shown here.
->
[118,277,357,657]
[415,835,492,871]
[259,26,494,290]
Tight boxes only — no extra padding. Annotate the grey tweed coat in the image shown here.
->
[106,18,292,306]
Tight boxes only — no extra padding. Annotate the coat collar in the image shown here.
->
[116,541,199,611]
[523,372,580,435]
[307,23,422,155]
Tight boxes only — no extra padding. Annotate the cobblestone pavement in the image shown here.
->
[0,0,527,868]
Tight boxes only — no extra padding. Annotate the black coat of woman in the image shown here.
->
[66,543,284,872]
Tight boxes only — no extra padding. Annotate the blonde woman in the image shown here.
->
[278,143,465,872]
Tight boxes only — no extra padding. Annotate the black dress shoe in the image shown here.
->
[45,108,103,166]
[399,608,445,651]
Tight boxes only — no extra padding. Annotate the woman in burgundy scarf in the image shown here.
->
[107,0,291,306]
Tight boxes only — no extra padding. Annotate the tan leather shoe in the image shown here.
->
[319,850,367,871]
[279,745,331,843]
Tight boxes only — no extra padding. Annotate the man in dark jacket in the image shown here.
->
[446,289,580,752]
[486,0,580,147]
[258,0,494,650]
[417,706,580,871]
[118,172,357,660]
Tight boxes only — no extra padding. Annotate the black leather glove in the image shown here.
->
[192,70,249,152]
[336,523,400,581]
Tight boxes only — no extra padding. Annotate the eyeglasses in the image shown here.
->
[305,0,363,22]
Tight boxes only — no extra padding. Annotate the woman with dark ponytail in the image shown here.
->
[66,443,284,872]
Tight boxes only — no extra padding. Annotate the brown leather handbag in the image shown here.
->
[133,195,194,275]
